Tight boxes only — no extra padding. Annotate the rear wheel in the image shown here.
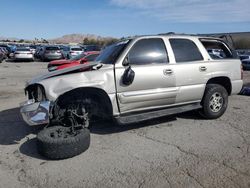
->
[200,84,228,119]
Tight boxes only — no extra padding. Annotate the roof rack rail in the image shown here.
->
[157,32,198,36]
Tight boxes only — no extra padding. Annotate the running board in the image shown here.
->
[115,103,202,125]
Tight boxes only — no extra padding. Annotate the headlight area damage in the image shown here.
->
[20,84,50,126]
[20,100,50,126]
[20,62,102,127]
[20,84,91,160]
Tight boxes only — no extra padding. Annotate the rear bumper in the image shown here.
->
[231,80,243,95]
[44,54,63,60]
[20,100,50,126]
[14,54,34,59]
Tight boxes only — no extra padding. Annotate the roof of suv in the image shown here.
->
[126,34,221,41]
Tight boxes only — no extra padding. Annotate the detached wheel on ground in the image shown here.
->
[37,126,90,159]
[200,84,228,119]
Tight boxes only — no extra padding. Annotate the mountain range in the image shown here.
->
[48,34,117,43]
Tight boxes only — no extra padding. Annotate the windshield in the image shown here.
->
[70,53,86,60]
[95,40,131,64]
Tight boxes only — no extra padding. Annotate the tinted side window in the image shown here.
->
[200,39,234,59]
[86,54,99,61]
[170,39,203,63]
[128,38,168,65]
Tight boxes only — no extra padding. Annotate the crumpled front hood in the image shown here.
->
[27,61,100,86]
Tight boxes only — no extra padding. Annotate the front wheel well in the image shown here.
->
[54,87,113,119]
[206,77,232,95]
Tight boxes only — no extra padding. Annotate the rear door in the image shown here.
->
[169,38,211,104]
[115,38,177,113]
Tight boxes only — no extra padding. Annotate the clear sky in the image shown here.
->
[1,0,249,39]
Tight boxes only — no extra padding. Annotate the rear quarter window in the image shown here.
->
[200,39,236,59]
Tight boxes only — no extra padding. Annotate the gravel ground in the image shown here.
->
[0,60,250,188]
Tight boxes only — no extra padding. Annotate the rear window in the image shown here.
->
[16,48,30,51]
[71,48,82,51]
[46,46,60,51]
[200,39,235,59]
[70,53,86,60]
[60,46,69,51]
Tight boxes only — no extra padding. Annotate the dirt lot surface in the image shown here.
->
[0,61,250,188]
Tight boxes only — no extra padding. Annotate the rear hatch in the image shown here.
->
[15,48,32,55]
[45,47,61,55]
[70,47,83,56]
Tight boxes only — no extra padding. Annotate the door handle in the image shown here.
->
[199,66,207,72]
[163,69,173,75]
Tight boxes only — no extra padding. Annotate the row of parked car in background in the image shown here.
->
[0,44,101,62]
[0,42,250,70]
[237,50,250,70]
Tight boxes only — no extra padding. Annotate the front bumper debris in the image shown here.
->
[20,99,50,126]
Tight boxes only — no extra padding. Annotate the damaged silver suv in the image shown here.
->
[20,35,243,159]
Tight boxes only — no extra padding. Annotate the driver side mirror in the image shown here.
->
[122,66,135,86]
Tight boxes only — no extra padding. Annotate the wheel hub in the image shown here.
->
[209,92,223,113]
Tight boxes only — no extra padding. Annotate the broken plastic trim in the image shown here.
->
[20,100,50,126]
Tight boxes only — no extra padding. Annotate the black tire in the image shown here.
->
[200,84,228,119]
[37,126,90,159]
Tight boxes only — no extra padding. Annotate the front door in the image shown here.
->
[115,38,177,114]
